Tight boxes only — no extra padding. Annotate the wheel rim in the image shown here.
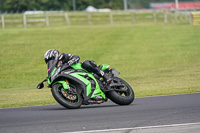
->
[57,85,80,104]
[113,79,132,97]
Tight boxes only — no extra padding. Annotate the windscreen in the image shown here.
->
[47,60,57,76]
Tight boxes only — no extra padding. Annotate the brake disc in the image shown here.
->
[61,89,77,101]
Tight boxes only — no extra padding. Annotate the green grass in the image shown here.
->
[0,24,200,108]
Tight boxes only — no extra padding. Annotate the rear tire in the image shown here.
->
[51,83,83,109]
[106,77,134,105]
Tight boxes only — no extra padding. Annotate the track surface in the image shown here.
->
[0,93,200,133]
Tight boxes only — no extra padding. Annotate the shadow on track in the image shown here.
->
[36,103,135,111]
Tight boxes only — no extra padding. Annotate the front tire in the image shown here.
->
[51,83,83,109]
[106,77,134,105]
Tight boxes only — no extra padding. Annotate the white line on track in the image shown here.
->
[62,122,200,133]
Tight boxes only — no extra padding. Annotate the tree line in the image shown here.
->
[0,0,199,13]
[0,0,123,13]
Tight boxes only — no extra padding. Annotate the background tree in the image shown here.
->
[0,0,200,13]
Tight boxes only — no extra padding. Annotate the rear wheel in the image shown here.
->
[106,77,134,105]
[51,83,83,109]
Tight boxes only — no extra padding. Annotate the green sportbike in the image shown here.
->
[37,59,134,109]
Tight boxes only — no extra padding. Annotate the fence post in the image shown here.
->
[132,11,136,24]
[174,10,178,23]
[23,14,27,28]
[189,12,193,25]
[185,12,188,23]
[88,13,92,25]
[109,12,113,25]
[1,15,5,29]
[169,11,173,23]
[153,10,157,23]
[164,10,168,24]
[45,13,49,27]
[65,13,70,25]
[180,12,183,22]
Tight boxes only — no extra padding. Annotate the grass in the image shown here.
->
[0,24,200,108]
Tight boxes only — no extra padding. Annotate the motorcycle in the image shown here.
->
[37,59,134,109]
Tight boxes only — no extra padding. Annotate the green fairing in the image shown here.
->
[69,73,91,95]
[49,63,106,99]
[53,81,69,90]
[71,63,86,71]
[100,64,110,71]
[51,67,57,76]
[47,67,58,84]
[69,72,105,99]
[64,70,74,75]
[47,78,51,84]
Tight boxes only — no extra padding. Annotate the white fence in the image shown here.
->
[0,10,194,29]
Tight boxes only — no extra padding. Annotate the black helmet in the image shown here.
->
[44,49,60,64]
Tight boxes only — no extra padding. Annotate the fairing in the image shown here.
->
[100,64,110,71]
[48,62,106,100]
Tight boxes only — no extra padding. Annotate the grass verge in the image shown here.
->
[0,24,200,108]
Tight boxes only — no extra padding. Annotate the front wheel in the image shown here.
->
[51,83,83,109]
[106,77,134,105]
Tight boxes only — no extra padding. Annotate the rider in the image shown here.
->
[44,49,111,84]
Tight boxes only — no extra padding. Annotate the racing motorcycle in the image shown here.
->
[37,59,134,109]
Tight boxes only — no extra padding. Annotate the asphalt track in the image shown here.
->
[0,93,200,133]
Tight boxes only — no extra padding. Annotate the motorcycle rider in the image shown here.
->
[44,49,111,84]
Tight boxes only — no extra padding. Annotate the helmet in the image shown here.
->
[44,49,60,64]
